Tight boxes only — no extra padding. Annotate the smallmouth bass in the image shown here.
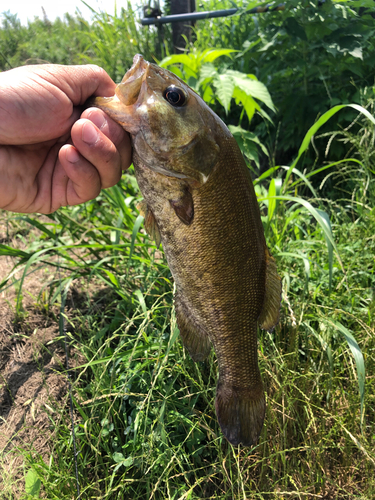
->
[92,55,282,446]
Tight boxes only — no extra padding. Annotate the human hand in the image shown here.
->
[0,64,131,213]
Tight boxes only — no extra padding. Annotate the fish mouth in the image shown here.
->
[89,54,150,132]
[115,54,150,105]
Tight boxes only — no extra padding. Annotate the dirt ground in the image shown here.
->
[0,219,69,497]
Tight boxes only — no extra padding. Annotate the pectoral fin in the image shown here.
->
[169,189,194,225]
[258,247,282,332]
[137,200,162,247]
[175,291,211,362]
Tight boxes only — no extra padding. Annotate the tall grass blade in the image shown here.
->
[266,178,282,231]
[316,209,334,293]
[328,320,366,428]
[0,243,29,258]
[134,289,147,315]
[128,214,144,265]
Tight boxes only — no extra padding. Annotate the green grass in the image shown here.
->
[1,107,374,498]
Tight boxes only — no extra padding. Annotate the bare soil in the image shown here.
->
[0,218,69,497]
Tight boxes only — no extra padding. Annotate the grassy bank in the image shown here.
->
[0,111,374,497]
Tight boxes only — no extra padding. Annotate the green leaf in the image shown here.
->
[228,125,269,157]
[112,452,125,463]
[25,469,41,496]
[333,0,373,5]
[123,456,133,467]
[202,84,214,104]
[232,87,256,123]
[159,54,197,76]
[267,179,277,225]
[112,454,133,472]
[199,63,216,82]
[266,178,282,231]
[164,324,180,359]
[212,73,235,113]
[201,48,237,63]
[103,269,120,288]
[229,126,263,166]
[305,322,334,376]
[227,70,275,111]
[0,244,29,258]
[134,289,147,314]
[254,166,279,184]
[257,106,274,124]
[164,65,184,80]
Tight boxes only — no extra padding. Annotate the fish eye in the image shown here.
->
[163,85,186,107]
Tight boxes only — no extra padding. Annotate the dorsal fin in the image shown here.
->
[258,247,282,332]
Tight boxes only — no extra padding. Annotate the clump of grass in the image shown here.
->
[318,98,375,208]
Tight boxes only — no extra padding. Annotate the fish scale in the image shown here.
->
[91,54,282,446]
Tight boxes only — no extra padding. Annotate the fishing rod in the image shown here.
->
[141,2,285,25]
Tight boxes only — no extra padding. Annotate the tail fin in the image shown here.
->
[215,382,265,447]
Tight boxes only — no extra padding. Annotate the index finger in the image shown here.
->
[37,64,117,105]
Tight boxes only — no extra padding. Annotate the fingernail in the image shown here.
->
[66,147,80,164]
[82,121,99,145]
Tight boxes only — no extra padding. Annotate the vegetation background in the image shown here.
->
[0,0,374,498]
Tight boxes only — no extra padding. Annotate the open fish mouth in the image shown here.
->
[115,54,150,106]
[88,54,151,132]
[122,54,148,83]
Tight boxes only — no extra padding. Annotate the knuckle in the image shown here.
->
[86,64,106,77]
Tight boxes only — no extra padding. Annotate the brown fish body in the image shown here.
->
[92,55,281,446]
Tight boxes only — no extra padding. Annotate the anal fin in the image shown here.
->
[258,246,282,332]
[137,200,162,247]
[175,291,211,362]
